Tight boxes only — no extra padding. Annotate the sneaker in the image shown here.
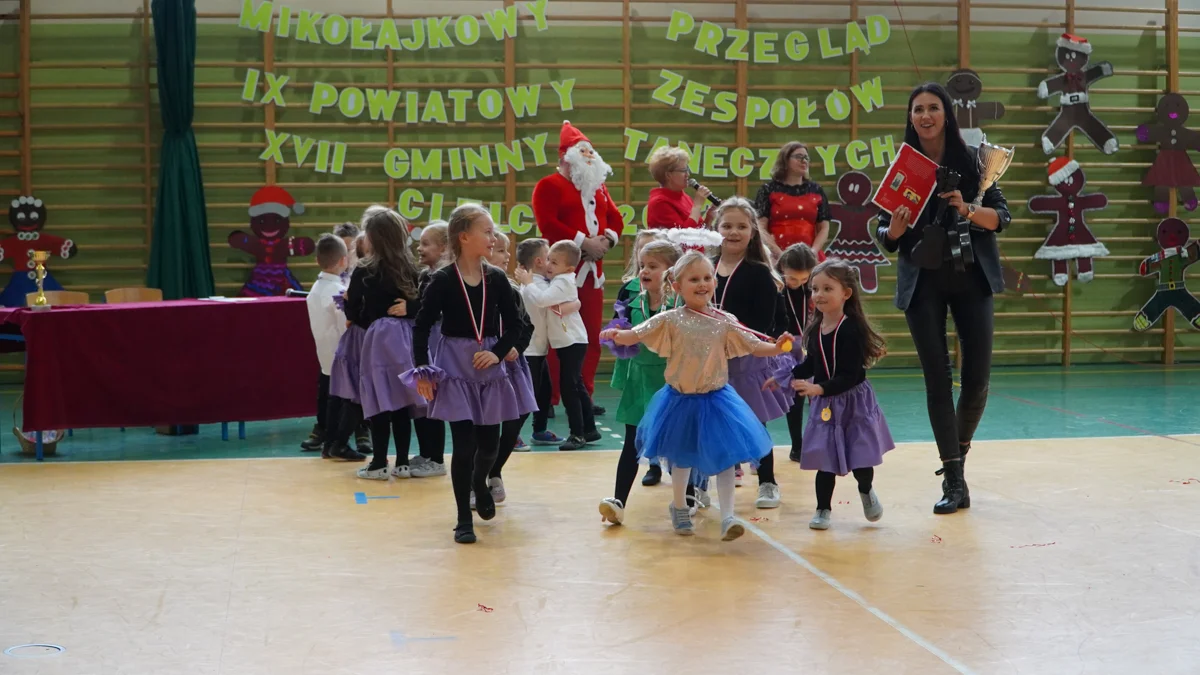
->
[514,437,530,452]
[559,435,587,451]
[735,466,744,487]
[599,498,624,525]
[583,429,602,443]
[592,405,606,416]
[532,430,563,445]
[809,509,832,530]
[721,517,745,541]
[330,445,367,462]
[861,489,883,522]
[641,464,662,486]
[300,425,323,451]
[411,460,446,477]
[357,464,390,480]
[686,488,711,517]
[755,482,781,509]
[409,455,431,470]
[489,477,506,504]
[669,504,694,536]
[390,464,411,479]
[454,524,476,544]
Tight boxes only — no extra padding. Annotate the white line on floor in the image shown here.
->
[1157,523,1200,539]
[742,521,978,675]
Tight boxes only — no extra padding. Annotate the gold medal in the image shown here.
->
[821,407,832,422]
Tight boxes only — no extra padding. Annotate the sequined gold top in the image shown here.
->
[633,307,761,394]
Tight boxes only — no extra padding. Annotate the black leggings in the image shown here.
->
[317,374,331,430]
[527,355,551,434]
[786,393,805,455]
[449,421,501,525]
[904,265,994,461]
[414,416,445,463]
[327,399,362,448]
[368,408,411,469]
[757,445,776,485]
[491,413,530,480]
[815,468,874,510]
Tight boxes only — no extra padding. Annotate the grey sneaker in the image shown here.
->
[489,477,506,504]
[411,460,446,478]
[357,464,389,481]
[809,509,832,530]
[755,482,781,509]
[861,489,883,522]
[721,517,745,541]
[669,504,694,536]
[599,498,624,525]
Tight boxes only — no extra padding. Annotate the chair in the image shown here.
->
[25,290,90,307]
[105,287,163,304]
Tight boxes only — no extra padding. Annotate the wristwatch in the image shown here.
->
[966,204,977,221]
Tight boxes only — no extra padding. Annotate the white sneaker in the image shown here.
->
[390,464,411,479]
[809,509,831,530]
[489,477,506,504]
[357,465,389,481]
[721,517,745,541]
[755,482,781,509]
[861,489,883,522]
[686,488,711,517]
[411,460,446,477]
[598,497,624,525]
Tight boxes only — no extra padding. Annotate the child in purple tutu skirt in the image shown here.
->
[407,221,451,478]
[322,234,374,461]
[601,251,793,541]
[765,259,894,530]
[407,204,529,544]
[346,206,426,481]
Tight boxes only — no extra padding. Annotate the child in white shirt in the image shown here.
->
[515,240,598,451]
[305,234,362,458]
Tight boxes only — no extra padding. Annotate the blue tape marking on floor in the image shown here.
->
[389,631,457,648]
[354,492,367,504]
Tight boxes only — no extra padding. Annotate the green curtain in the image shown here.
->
[147,0,215,299]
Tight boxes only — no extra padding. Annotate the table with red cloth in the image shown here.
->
[0,297,319,434]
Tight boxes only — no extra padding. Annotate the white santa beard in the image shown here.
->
[564,146,612,198]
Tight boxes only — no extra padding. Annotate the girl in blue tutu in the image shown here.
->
[601,251,793,541]
[407,204,528,544]
[766,259,894,530]
[345,206,426,481]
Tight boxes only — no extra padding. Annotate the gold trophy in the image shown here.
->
[972,141,1015,206]
[30,250,51,310]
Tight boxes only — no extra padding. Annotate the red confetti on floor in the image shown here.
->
[930,535,943,544]
[477,604,493,613]
[749,517,769,523]
[837,501,851,505]
[1169,478,1199,485]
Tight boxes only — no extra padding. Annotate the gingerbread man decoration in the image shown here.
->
[0,196,78,307]
[1133,217,1200,332]
[824,172,889,294]
[1136,93,1200,214]
[946,69,1005,149]
[1028,158,1110,286]
[229,186,314,297]
[1037,33,1118,156]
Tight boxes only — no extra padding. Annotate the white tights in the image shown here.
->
[671,465,737,521]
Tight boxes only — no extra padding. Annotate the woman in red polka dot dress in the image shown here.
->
[753,142,831,261]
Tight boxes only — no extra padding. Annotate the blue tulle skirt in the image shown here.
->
[635,384,773,477]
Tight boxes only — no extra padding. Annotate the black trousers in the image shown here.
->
[449,421,501,525]
[316,374,331,430]
[491,413,530,480]
[527,355,551,434]
[555,343,595,437]
[904,264,994,461]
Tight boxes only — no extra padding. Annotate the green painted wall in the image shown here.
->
[0,20,1198,380]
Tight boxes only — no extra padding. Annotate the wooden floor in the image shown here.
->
[2,436,1200,674]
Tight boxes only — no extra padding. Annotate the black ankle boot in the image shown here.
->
[933,460,968,514]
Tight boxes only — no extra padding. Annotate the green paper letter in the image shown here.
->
[322,14,349,45]
[866,15,890,45]
[411,149,442,180]
[770,98,795,128]
[293,135,316,167]
[550,79,575,111]
[375,19,401,50]
[338,86,365,118]
[509,204,534,235]
[478,89,504,120]
[702,146,728,178]
[397,188,423,219]
[818,28,843,59]
[870,134,897,167]
[623,127,649,161]
[296,9,323,44]
[259,129,289,163]
[730,147,755,177]
[679,79,710,116]
[744,96,769,128]
[239,0,273,33]
[754,31,778,63]
[351,17,373,50]
[784,31,809,61]
[241,68,260,102]
[652,70,683,107]
[694,21,723,57]
[725,29,750,61]
[384,148,409,179]
[796,97,819,128]
[484,6,519,40]
[524,0,550,31]
[851,76,884,113]
[455,16,481,45]
[814,144,840,177]
[666,10,694,41]
[367,88,401,122]
[506,85,541,118]
[846,140,870,171]
[713,91,738,123]
[523,133,550,167]
[464,145,493,179]
[422,91,448,123]
[309,82,338,115]
[448,90,472,121]
[825,89,851,121]
[845,21,870,56]
[427,16,453,49]
[496,140,525,174]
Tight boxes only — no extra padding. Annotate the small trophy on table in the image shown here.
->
[30,249,52,311]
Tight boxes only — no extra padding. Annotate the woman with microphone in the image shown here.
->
[646,146,717,229]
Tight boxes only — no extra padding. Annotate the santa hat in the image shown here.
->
[248,185,304,218]
[1056,33,1092,55]
[1047,157,1080,186]
[558,120,591,157]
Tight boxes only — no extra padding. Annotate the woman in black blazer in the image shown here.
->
[877,82,1012,515]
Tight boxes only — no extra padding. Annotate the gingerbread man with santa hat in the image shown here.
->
[532,121,624,397]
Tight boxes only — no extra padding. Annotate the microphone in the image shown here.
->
[688,178,722,206]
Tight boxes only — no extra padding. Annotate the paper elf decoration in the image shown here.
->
[824,172,889,294]
[1036,33,1119,156]
[229,186,314,297]
[1136,93,1200,214]
[946,69,1005,148]
[1028,158,1109,286]
[0,196,78,308]
[1133,217,1200,332]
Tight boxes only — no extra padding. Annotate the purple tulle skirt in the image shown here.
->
[329,324,366,403]
[420,336,528,426]
[359,318,426,419]
[727,354,794,424]
[801,380,894,475]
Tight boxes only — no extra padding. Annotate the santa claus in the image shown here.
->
[532,121,623,399]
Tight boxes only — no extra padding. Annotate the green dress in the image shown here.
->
[612,278,680,427]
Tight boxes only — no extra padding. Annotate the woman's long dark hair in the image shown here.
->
[904,82,981,197]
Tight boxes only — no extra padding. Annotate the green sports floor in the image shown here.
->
[0,364,1195,463]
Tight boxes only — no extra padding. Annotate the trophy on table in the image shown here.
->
[30,249,51,311]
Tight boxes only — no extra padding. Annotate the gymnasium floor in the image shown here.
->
[1,364,1198,674]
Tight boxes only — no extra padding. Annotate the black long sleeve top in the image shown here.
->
[344,265,421,330]
[412,264,522,367]
[791,318,866,397]
[712,259,780,337]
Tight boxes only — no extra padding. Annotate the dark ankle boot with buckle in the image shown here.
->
[934,459,968,514]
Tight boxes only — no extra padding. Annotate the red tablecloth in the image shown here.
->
[0,297,319,431]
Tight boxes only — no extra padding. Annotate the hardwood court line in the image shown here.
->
[742,520,978,675]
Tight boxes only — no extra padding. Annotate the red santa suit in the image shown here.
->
[532,122,623,396]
